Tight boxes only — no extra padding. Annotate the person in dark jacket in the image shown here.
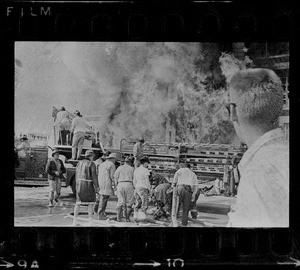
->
[73,149,99,226]
[46,149,66,207]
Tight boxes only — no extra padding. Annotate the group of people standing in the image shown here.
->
[45,136,202,226]
[71,143,155,226]
[53,106,101,161]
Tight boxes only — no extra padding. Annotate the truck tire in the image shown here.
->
[71,176,76,197]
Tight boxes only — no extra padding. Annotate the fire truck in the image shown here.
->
[15,108,246,194]
[15,143,49,185]
[15,111,108,194]
[120,139,246,184]
[120,139,181,181]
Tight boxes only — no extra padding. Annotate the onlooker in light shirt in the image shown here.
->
[227,68,289,227]
[133,156,151,220]
[97,153,117,220]
[114,156,135,222]
[133,165,151,191]
[173,163,198,226]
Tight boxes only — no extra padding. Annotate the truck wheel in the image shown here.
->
[71,177,76,197]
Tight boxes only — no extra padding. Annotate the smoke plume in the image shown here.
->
[15,42,237,147]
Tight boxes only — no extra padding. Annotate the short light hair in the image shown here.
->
[229,68,284,128]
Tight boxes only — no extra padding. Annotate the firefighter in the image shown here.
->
[133,137,146,168]
[97,153,118,220]
[173,162,198,226]
[114,156,135,222]
[72,150,99,226]
[150,174,172,219]
[94,152,109,174]
[133,156,151,221]
[46,149,66,207]
[93,152,109,215]
[55,106,72,145]
[70,110,87,160]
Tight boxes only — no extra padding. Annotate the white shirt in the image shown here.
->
[173,167,198,187]
[227,128,289,227]
[114,163,134,183]
[56,111,71,130]
[71,116,87,134]
[133,166,151,190]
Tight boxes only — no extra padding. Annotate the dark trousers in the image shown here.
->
[190,188,201,211]
[98,195,110,215]
[177,184,192,226]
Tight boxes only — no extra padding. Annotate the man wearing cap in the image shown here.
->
[70,110,87,160]
[94,152,109,175]
[114,156,135,222]
[173,163,198,226]
[133,156,151,220]
[73,149,99,226]
[55,106,72,145]
[46,149,66,207]
[133,137,146,169]
[97,153,117,220]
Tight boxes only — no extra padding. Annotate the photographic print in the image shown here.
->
[14,42,289,227]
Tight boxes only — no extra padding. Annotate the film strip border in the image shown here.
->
[0,228,296,268]
[0,2,298,40]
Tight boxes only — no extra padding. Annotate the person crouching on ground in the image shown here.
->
[73,150,99,226]
[150,174,172,219]
[97,153,117,220]
[114,156,135,222]
[46,149,66,207]
[173,162,198,226]
[133,156,151,221]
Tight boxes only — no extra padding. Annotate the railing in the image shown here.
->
[119,138,246,183]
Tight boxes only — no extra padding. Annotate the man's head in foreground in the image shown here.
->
[229,68,284,146]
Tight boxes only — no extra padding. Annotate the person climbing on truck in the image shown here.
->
[70,110,87,160]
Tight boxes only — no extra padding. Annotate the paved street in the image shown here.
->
[14,184,236,227]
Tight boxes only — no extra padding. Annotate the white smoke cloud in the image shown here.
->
[15,42,236,147]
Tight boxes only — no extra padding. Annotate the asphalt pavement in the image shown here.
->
[14,184,236,227]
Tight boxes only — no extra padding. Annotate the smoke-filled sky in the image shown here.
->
[15,42,240,147]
